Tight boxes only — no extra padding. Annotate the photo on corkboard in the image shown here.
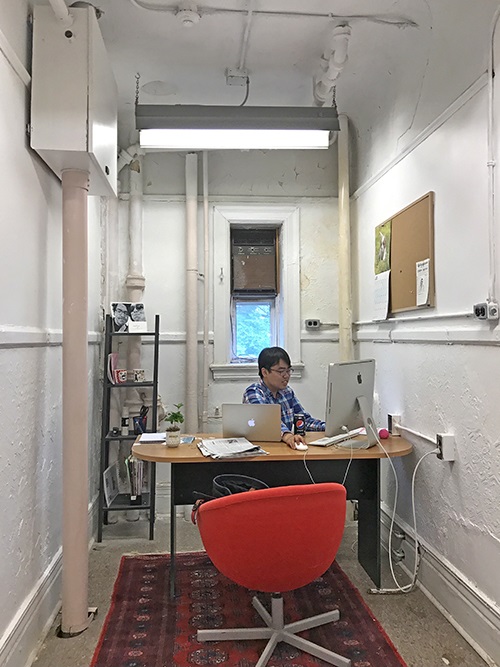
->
[374,219,392,275]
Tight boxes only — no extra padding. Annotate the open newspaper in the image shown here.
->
[198,437,268,459]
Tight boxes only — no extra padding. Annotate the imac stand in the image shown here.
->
[357,395,378,447]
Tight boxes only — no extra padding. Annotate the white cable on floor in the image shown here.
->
[367,421,439,594]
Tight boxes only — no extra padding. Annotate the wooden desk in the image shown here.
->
[133,434,412,597]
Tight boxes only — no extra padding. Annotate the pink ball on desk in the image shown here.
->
[378,428,390,439]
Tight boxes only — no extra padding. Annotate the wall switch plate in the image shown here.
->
[305,318,321,329]
[225,68,248,86]
[436,433,455,461]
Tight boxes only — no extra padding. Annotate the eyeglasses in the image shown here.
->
[270,366,293,377]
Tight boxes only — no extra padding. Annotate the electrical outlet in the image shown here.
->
[473,302,488,319]
[388,413,401,435]
[305,318,321,330]
[473,301,499,320]
[436,433,455,461]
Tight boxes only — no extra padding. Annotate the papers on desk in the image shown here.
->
[198,437,268,459]
[138,432,166,443]
[137,433,195,444]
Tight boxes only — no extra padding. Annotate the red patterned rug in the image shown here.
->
[90,552,407,667]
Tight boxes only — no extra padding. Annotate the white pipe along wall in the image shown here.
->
[126,153,146,420]
[61,168,91,635]
[185,153,199,433]
[337,114,354,361]
[201,151,210,431]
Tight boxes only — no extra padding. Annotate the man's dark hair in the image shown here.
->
[257,347,291,378]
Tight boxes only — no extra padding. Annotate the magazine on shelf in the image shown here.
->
[103,463,119,507]
[198,437,268,459]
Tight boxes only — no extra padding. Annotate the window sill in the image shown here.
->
[210,362,304,382]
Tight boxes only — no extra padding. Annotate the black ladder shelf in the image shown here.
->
[97,314,160,541]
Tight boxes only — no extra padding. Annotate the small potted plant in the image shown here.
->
[164,403,184,447]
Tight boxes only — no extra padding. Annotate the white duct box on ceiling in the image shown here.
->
[30,5,117,196]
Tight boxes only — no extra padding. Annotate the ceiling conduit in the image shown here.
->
[313,25,351,107]
[48,0,74,27]
[128,1,417,29]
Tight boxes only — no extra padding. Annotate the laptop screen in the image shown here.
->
[222,404,282,441]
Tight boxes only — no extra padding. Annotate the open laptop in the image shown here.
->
[222,404,282,442]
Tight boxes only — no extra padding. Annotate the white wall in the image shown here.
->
[352,56,500,667]
[0,3,103,665]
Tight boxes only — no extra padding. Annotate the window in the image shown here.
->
[232,298,275,360]
[212,205,302,381]
[230,228,278,361]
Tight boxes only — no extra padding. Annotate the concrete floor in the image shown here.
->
[33,516,487,667]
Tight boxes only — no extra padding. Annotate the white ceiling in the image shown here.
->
[32,0,500,186]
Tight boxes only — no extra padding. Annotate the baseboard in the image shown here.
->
[381,506,500,667]
[0,550,62,667]
[0,495,101,667]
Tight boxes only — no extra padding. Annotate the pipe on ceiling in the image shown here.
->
[313,25,351,107]
[48,0,74,28]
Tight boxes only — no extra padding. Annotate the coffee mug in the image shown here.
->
[114,369,127,384]
[133,369,146,382]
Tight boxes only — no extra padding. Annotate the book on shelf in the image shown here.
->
[126,455,144,502]
[198,437,268,459]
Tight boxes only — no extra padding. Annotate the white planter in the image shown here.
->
[166,429,181,447]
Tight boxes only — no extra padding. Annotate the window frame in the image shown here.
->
[212,204,302,381]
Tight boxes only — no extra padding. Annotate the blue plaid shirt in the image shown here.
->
[243,380,325,434]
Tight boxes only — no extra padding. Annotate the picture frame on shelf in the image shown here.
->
[111,302,147,333]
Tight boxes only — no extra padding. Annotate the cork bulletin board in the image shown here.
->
[389,192,435,313]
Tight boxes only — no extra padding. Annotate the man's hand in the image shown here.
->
[281,431,307,449]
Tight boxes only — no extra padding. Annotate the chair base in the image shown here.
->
[197,594,351,667]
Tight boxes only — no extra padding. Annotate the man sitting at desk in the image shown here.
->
[243,347,325,450]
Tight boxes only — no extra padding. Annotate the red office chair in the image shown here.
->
[195,482,351,667]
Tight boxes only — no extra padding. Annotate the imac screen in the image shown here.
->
[325,359,376,442]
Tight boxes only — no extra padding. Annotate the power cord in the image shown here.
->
[365,420,439,594]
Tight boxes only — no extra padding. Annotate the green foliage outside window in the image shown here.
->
[234,301,272,359]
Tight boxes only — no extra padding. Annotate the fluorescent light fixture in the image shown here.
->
[136,105,339,150]
[139,128,331,150]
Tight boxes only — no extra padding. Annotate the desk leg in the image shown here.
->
[357,459,381,588]
[169,466,176,599]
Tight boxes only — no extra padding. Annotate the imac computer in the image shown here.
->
[325,359,377,448]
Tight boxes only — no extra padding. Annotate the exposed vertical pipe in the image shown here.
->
[201,152,210,431]
[185,153,199,433]
[48,0,74,28]
[337,114,354,361]
[126,156,145,384]
[487,6,500,301]
[61,169,90,635]
[238,0,254,72]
